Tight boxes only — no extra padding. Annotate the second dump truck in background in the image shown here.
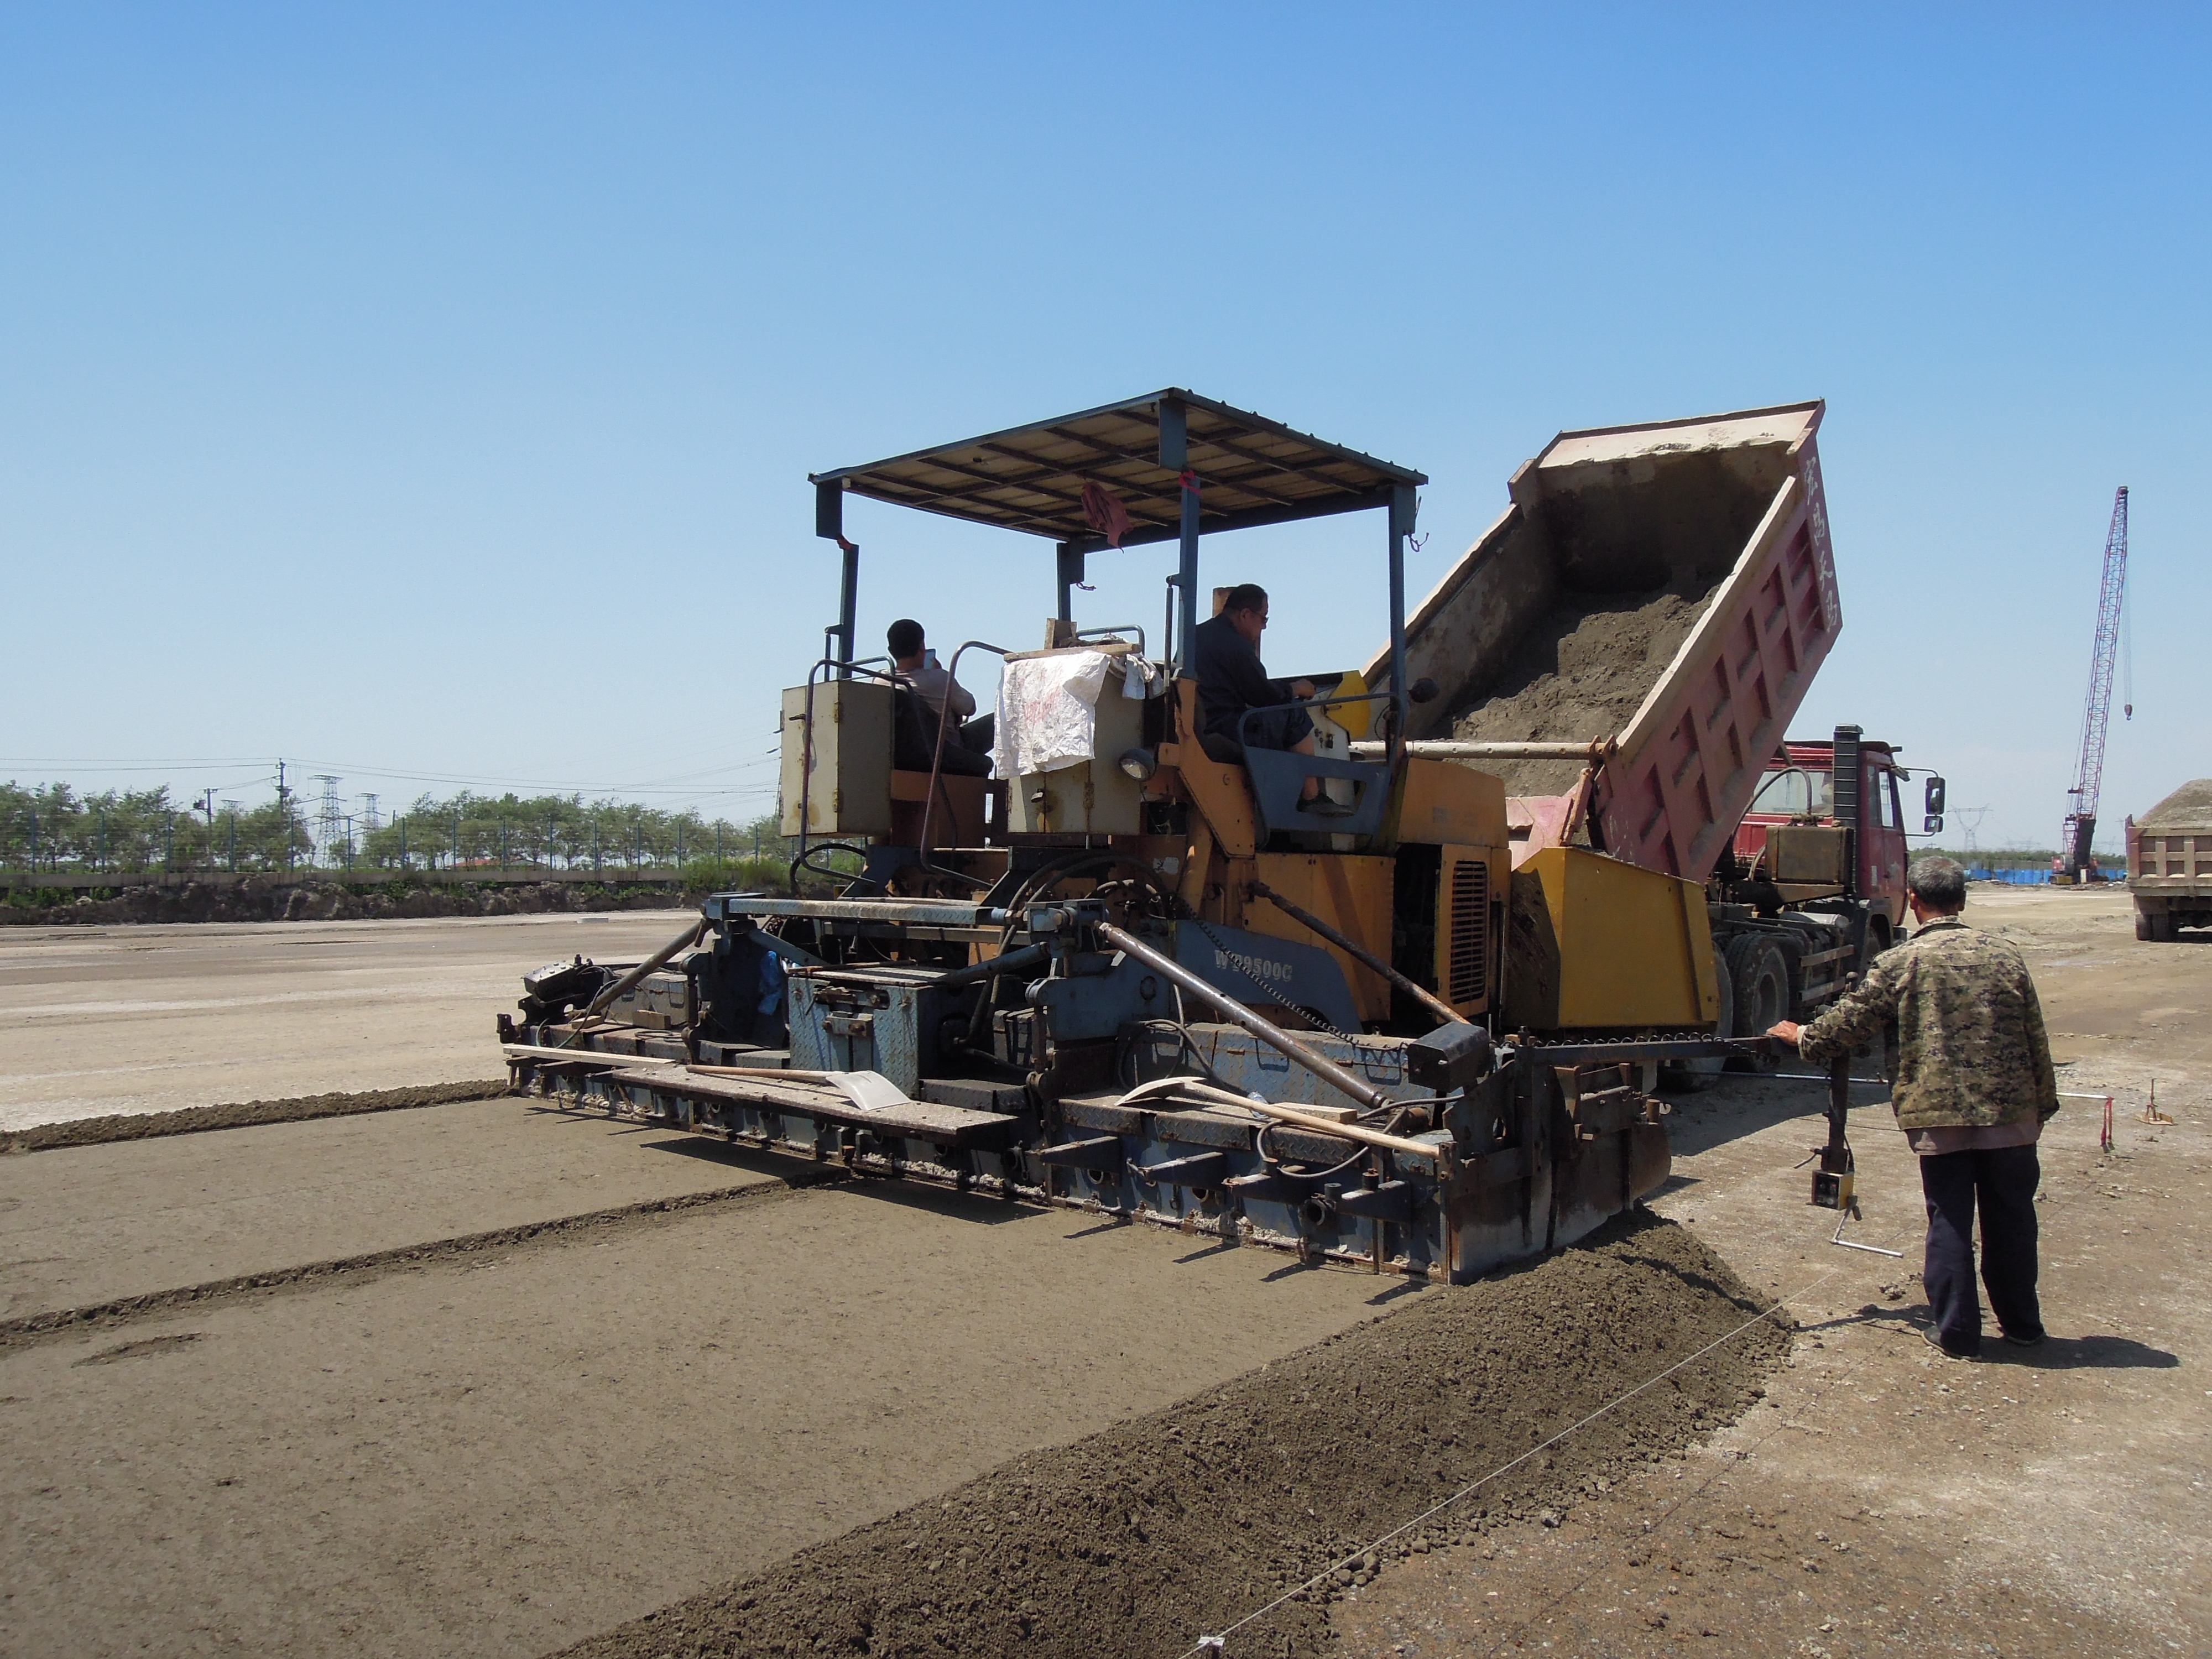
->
[2128,780,2212,940]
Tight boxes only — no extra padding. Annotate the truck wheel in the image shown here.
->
[2136,906,2155,942]
[1725,935,1790,1067]
[1660,957,1735,1094]
[1856,917,1893,974]
[2153,910,2180,942]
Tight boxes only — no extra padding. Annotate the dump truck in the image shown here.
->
[499,392,1812,1285]
[2127,780,2212,940]
[1723,727,1947,1025]
[1360,402,1905,1059]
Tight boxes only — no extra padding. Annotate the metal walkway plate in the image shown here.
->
[605,1067,1023,1149]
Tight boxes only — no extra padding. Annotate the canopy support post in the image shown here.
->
[1388,482,1416,749]
[1055,542,1084,626]
[1161,398,1198,675]
[816,479,859,677]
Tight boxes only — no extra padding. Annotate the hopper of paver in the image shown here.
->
[1365,402,1841,883]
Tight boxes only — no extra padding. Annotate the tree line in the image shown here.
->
[1,781,791,885]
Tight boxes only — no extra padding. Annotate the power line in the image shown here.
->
[0,756,777,799]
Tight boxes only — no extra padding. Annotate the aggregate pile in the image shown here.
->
[2137,779,2212,828]
[1448,574,1725,799]
[561,1213,1787,1659]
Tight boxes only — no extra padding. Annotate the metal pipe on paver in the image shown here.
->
[1248,879,1467,1029]
[931,942,1054,990]
[556,918,707,1048]
[1119,1076,1443,1165]
[715,896,1014,927]
[1349,739,1608,761]
[1096,921,1402,1119]
[505,1043,679,1066]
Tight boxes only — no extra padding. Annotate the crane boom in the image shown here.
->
[2061,486,2129,877]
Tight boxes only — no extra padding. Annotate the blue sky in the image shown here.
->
[4,5,2205,851]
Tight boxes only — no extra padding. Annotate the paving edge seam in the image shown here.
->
[2,1081,517,1154]
[0,1173,844,1350]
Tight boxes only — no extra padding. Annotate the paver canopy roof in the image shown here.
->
[810,389,1425,556]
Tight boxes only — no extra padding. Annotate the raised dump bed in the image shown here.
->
[1369,402,1841,882]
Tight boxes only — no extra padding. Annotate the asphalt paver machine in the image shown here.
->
[500,391,1743,1282]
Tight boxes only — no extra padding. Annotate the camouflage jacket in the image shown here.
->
[1797,917,2060,1131]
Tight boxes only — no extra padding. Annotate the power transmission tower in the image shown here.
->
[275,760,294,874]
[311,775,343,870]
[1952,806,1992,854]
[2060,487,2130,878]
[359,793,381,834]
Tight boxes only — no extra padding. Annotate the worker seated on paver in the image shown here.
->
[889,618,992,776]
[1188,583,1326,805]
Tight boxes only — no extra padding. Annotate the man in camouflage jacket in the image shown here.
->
[1770,856,2058,1358]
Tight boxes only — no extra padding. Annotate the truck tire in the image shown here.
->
[1660,958,1734,1093]
[1725,935,1790,1065]
[2136,905,2155,941]
[1856,916,1893,974]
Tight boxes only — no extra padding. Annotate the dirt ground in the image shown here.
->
[0,910,691,1131]
[0,884,2201,1658]
[1334,883,2209,1658]
[0,1095,793,1322]
[564,1217,1784,1659]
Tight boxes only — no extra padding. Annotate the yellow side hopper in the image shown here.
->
[1504,846,1721,1031]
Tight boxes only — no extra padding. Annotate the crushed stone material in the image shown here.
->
[1450,575,1724,798]
[2136,779,2212,829]
[0,1081,512,1154]
[559,1212,1788,1659]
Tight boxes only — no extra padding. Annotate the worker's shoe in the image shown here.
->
[1922,1327,1978,1361]
[2000,1328,2047,1349]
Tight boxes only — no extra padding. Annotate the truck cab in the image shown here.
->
[1733,729,1911,944]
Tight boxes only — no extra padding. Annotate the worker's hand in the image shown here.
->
[1767,1020,1803,1046]
[1291,679,1317,700]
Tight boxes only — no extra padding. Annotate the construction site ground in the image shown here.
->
[0,910,697,1132]
[0,885,2203,1657]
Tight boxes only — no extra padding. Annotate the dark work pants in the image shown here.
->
[1919,1144,2043,1355]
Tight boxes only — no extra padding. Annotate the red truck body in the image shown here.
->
[1734,737,1911,941]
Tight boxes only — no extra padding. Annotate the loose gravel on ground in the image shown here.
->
[562,1213,1788,1659]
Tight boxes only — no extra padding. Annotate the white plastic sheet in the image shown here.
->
[994,650,1113,778]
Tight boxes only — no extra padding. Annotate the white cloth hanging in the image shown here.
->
[994,650,1113,777]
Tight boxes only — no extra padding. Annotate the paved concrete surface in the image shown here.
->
[1334,884,2209,1658]
[0,1098,782,1319]
[0,911,695,1131]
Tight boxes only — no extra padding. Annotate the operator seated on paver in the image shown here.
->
[1188,583,1327,805]
[888,618,992,776]
[1768,855,2059,1360]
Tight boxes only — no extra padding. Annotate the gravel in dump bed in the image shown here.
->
[560,1212,1788,1659]
[1449,575,1724,799]
[2136,779,2212,828]
[1,1080,512,1152]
